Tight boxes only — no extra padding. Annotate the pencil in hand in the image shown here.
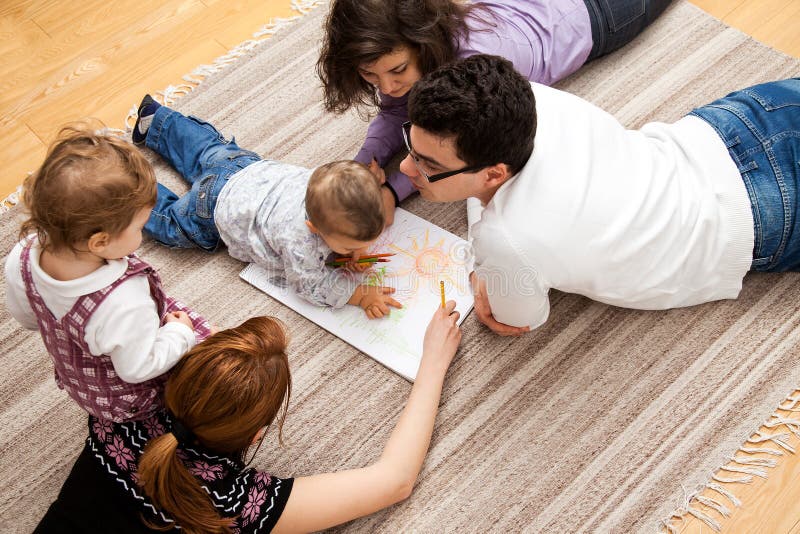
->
[440,280,446,308]
[326,257,390,267]
[329,252,395,263]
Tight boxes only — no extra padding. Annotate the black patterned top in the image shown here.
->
[37,412,293,533]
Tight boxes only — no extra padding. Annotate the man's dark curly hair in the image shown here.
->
[408,54,536,175]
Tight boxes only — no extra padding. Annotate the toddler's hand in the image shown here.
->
[165,311,194,331]
[356,285,402,319]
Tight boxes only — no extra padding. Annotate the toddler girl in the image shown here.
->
[5,124,211,422]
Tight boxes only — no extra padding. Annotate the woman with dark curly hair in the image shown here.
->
[317,0,673,211]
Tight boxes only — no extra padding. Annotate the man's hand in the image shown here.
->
[469,271,530,336]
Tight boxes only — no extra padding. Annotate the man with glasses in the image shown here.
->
[400,54,800,336]
[401,122,491,184]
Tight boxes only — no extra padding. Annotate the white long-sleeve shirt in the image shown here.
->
[472,82,754,329]
[4,240,197,382]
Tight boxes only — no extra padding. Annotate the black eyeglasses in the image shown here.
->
[401,121,489,182]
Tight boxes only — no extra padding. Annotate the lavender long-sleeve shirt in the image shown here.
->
[354,0,593,202]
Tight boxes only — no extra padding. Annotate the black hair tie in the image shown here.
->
[171,418,195,446]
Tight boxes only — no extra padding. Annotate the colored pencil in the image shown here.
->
[440,280,446,308]
[326,258,390,267]
[330,252,395,263]
[327,257,390,265]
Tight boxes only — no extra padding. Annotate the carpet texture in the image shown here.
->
[2,2,800,532]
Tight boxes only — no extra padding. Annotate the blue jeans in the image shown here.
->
[583,0,673,60]
[691,78,800,272]
[144,107,261,251]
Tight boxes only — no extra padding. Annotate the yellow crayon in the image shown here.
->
[440,280,445,308]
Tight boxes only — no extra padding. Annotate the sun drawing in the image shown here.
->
[376,228,468,298]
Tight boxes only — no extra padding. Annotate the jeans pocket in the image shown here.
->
[744,80,800,111]
[599,0,645,32]
[195,174,218,219]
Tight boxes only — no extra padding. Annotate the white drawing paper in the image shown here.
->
[240,208,474,380]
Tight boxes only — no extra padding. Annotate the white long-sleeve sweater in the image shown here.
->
[472,82,754,329]
[5,240,196,382]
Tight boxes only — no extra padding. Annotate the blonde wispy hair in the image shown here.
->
[305,160,384,241]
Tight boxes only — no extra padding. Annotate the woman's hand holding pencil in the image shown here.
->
[422,300,462,374]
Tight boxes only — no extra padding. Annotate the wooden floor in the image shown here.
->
[2,0,799,203]
[0,0,299,203]
[671,388,800,533]
[2,1,800,532]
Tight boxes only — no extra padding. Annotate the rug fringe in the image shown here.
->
[124,0,328,128]
[661,388,800,532]
[1,184,23,214]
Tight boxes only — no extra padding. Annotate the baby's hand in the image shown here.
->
[165,311,194,331]
[346,261,373,273]
[340,247,371,272]
[352,285,402,319]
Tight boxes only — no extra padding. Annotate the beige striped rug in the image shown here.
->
[2,2,800,532]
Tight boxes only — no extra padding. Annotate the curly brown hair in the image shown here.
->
[20,122,157,252]
[317,0,487,116]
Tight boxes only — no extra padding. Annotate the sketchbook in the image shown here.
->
[239,208,474,381]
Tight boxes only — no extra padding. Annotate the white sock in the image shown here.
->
[137,114,154,135]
